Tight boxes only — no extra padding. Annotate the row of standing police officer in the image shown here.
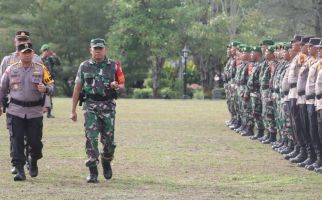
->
[224,35,322,172]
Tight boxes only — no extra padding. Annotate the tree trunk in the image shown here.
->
[152,56,165,98]
[315,0,322,36]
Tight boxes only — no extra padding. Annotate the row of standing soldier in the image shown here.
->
[224,35,322,172]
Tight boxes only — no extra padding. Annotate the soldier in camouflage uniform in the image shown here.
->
[238,46,254,136]
[224,43,234,126]
[230,44,244,131]
[248,46,265,139]
[261,46,278,144]
[276,43,295,154]
[271,43,286,147]
[226,42,240,129]
[70,38,125,183]
[234,44,248,133]
[257,39,275,142]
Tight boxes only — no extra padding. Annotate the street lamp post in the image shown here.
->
[182,45,189,99]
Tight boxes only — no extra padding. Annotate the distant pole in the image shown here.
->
[182,45,189,99]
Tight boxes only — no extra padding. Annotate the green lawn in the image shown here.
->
[0,98,322,199]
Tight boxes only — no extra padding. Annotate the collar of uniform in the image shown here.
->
[89,57,109,64]
[17,60,34,68]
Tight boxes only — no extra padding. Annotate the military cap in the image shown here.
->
[261,39,274,46]
[15,31,30,39]
[301,36,314,44]
[267,46,275,53]
[40,44,50,52]
[308,38,321,46]
[241,46,252,53]
[90,38,106,48]
[252,46,262,53]
[291,34,303,43]
[231,40,241,47]
[17,42,33,52]
[315,40,322,48]
[283,42,292,50]
[238,43,246,49]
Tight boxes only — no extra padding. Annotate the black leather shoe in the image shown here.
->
[102,160,112,180]
[29,158,38,177]
[14,166,26,181]
[297,157,316,168]
[87,166,98,183]
[258,134,269,142]
[306,162,321,171]
[11,167,17,175]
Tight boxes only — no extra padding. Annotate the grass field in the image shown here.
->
[0,98,322,199]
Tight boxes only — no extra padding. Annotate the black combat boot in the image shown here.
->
[102,159,112,180]
[11,166,17,174]
[290,147,307,163]
[284,145,300,160]
[229,120,240,130]
[87,166,98,183]
[29,157,38,177]
[241,125,254,136]
[258,132,270,142]
[234,124,245,133]
[272,137,285,150]
[14,165,26,181]
[250,129,264,140]
[47,108,55,118]
[306,149,322,171]
[262,132,276,144]
[297,145,316,167]
[280,140,294,155]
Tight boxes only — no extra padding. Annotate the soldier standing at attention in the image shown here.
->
[70,38,125,183]
[257,39,275,142]
[40,43,61,118]
[0,42,54,181]
[248,46,265,140]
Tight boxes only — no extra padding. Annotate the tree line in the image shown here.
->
[0,0,321,98]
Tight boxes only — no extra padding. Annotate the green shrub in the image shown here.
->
[160,87,177,99]
[132,88,153,99]
[192,89,204,100]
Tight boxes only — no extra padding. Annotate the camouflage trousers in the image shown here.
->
[233,87,241,122]
[281,99,293,140]
[84,101,116,167]
[242,97,253,127]
[274,95,283,135]
[250,94,264,130]
[262,90,276,133]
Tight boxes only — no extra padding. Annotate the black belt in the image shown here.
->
[317,94,322,100]
[306,94,315,100]
[10,98,43,107]
[290,83,297,88]
[298,91,305,96]
[86,94,112,101]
